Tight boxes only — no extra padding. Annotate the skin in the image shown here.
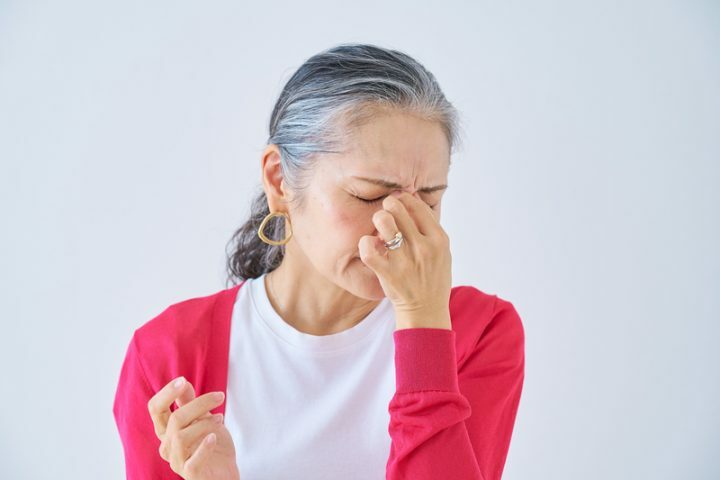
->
[148,107,455,478]
[148,377,240,480]
[262,108,453,334]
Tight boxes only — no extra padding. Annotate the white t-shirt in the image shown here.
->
[224,273,397,480]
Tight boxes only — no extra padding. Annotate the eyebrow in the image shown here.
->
[352,176,448,193]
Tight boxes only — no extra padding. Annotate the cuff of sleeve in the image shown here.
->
[393,327,460,394]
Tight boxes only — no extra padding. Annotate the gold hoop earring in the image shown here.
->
[257,211,293,246]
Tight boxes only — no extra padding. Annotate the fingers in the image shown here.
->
[148,376,191,438]
[381,194,420,243]
[360,193,419,273]
[372,209,402,245]
[174,380,214,422]
[174,377,197,409]
[385,191,440,238]
[168,414,224,471]
[181,413,225,449]
[166,391,225,436]
[359,190,448,280]
[358,233,389,271]
[182,432,217,478]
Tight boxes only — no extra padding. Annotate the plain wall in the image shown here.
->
[1,0,718,478]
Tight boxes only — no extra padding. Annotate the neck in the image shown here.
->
[263,257,383,336]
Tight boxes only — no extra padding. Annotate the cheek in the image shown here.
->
[315,197,367,245]
[330,206,366,239]
[319,193,364,226]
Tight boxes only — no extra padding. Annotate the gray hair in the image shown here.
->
[224,43,465,287]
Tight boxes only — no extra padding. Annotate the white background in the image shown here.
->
[1,0,718,478]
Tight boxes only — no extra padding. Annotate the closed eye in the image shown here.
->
[354,195,386,205]
[353,194,437,208]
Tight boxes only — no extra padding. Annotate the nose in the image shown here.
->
[394,188,422,200]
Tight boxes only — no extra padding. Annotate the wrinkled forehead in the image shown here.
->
[327,114,450,190]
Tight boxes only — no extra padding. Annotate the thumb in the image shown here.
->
[358,235,390,275]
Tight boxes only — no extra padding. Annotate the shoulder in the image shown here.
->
[449,285,525,363]
[127,284,242,388]
[133,288,225,348]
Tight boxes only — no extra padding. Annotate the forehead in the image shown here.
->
[331,111,450,188]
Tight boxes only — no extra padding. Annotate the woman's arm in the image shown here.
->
[113,332,183,480]
[386,297,525,480]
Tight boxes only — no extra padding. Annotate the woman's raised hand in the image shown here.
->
[358,190,453,330]
[147,376,241,480]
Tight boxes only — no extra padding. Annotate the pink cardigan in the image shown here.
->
[113,280,525,480]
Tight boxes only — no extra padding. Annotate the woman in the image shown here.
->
[113,43,525,480]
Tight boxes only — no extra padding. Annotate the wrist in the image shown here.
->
[395,309,452,331]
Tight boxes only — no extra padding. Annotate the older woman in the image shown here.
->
[113,43,525,480]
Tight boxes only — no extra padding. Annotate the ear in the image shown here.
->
[261,144,290,212]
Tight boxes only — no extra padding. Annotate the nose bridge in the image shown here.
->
[398,186,421,199]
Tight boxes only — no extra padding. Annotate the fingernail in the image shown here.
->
[391,190,403,197]
[173,377,185,389]
[213,413,224,423]
[213,391,225,402]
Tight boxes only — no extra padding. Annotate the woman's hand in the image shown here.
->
[147,376,240,480]
[358,190,452,330]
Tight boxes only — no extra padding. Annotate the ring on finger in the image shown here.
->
[384,231,404,250]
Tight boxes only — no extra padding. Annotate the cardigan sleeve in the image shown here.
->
[113,332,183,480]
[385,298,525,480]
